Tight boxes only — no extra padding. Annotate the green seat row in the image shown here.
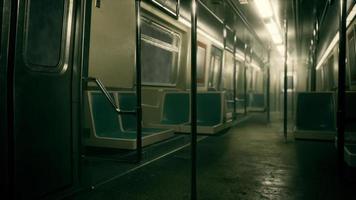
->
[90,92,169,139]
[296,92,336,131]
[196,93,222,126]
[160,92,190,125]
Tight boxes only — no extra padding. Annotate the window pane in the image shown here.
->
[223,52,234,90]
[141,42,175,84]
[208,46,222,90]
[287,76,294,90]
[25,0,65,67]
[141,18,180,85]
[348,32,356,84]
[197,44,206,84]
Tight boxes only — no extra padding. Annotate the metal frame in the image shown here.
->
[337,0,347,174]
[135,0,143,162]
[283,17,288,141]
[145,0,180,19]
[190,1,197,199]
[266,48,271,122]
[233,32,237,119]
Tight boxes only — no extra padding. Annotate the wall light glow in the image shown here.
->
[254,0,273,18]
[316,4,356,70]
[265,20,283,44]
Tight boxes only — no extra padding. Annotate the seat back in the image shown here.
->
[296,92,336,131]
[117,92,137,131]
[161,92,190,124]
[89,91,122,137]
[250,93,265,108]
[197,92,222,126]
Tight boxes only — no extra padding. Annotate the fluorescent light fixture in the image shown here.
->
[192,0,197,15]
[178,17,224,49]
[265,20,283,44]
[317,4,356,70]
[254,0,273,18]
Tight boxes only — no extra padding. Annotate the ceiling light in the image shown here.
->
[254,0,273,18]
[239,0,249,4]
[265,20,283,44]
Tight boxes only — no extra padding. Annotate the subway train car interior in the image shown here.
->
[2,0,356,199]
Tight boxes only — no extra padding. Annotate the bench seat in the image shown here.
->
[294,92,336,140]
[84,91,174,150]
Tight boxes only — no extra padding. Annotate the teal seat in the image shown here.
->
[90,92,142,139]
[118,93,170,133]
[161,93,190,125]
[345,92,356,132]
[197,93,222,126]
[296,92,336,131]
[250,94,265,108]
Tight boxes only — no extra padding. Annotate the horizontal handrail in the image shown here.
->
[83,77,137,115]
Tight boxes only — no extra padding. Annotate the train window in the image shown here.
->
[255,70,264,93]
[222,51,234,90]
[348,28,356,85]
[236,61,245,97]
[197,42,207,85]
[327,56,335,90]
[25,0,66,68]
[141,18,181,85]
[208,46,223,90]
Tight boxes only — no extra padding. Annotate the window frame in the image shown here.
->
[197,41,207,85]
[23,0,73,73]
[140,16,182,87]
[145,0,180,19]
[208,45,223,90]
[347,24,356,88]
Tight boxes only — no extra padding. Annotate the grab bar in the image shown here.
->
[83,77,136,115]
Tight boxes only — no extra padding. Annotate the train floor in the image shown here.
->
[68,113,356,200]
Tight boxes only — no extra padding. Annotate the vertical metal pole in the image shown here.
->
[7,0,18,198]
[233,33,237,120]
[337,0,346,175]
[291,60,295,121]
[244,45,248,115]
[190,0,197,199]
[135,0,142,161]
[266,48,271,123]
[283,18,288,141]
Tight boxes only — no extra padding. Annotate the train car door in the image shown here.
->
[12,0,75,198]
[0,0,9,196]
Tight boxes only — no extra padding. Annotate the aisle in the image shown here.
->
[70,114,356,200]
